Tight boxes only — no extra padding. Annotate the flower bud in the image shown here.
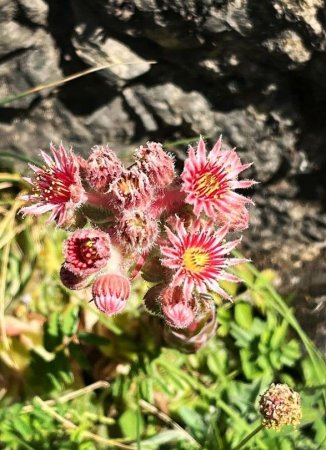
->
[64,228,111,276]
[217,203,250,232]
[163,299,217,353]
[110,168,153,210]
[60,265,91,290]
[259,383,302,430]
[92,273,131,316]
[143,283,164,317]
[116,209,159,254]
[141,253,164,283]
[160,286,197,329]
[86,145,123,192]
[135,142,175,189]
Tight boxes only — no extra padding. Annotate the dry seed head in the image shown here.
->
[259,383,302,431]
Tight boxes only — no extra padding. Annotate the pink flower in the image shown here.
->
[110,167,153,210]
[20,144,85,226]
[92,273,131,316]
[64,228,111,276]
[135,142,175,189]
[160,217,244,301]
[86,145,123,192]
[160,286,197,329]
[115,209,159,254]
[181,136,256,219]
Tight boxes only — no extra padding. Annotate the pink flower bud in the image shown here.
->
[110,168,153,210]
[92,273,131,316]
[86,145,123,192]
[60,265,91,290]
[163,299,217,353]
[135,142,175,189]
[64,228,111,276]
[216,203,250,232]
[116,209,159,254]
[160,286,197,329]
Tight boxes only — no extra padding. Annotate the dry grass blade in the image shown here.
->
[23,381,110,413]
[0,198,23,347]
[0,61,156,107]
[139,399,201,448]
[0,241,11,349]
[34,397,136,450]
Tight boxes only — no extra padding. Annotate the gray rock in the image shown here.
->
[71,0,151,85]
[0,21,36,57]
[123,83,216,136]
[263,30,311,64]
[273,0,324,36]
[0,98,92,163]
[73,30,151,85]
[0,31,62,108]
[83,96,136,142]
[17,0,49,26]
[0,0,17,22]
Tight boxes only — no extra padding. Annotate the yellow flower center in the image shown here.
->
[195,172,220,197]
[130,214,145,230]
[183,247,209,273]
[118,179,133,195]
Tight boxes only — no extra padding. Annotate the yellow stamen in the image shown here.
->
[183,247,209,273]
[195,172,220,197]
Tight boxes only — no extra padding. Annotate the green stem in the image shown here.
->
[231,424,264,450]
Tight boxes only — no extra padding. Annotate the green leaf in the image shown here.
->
[12,416,32,441]
[140,430,187,448]
[254,269,277,288]
[230,323,254,347]
[270,319,288,349]
[119,409,144,440]
[44,312,62,351]
[178,406,204,433]
[234,302,253,330]
[61,304,80,336]
[78,331,112,346]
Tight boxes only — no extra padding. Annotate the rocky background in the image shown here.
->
[0,0,325,350]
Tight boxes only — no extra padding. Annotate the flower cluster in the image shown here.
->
[20,137,255,349]
[259,383,302,430]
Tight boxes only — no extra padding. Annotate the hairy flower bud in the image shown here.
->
[141,253,165,283]
[135,142,175,189]
[64,228,111,276]
[92,273,131,316]
[110,168,153,210]
[160,286,197,329]
[259,383,302,430]
[143,283,164,316]
[86,145,123,192]
[163,298,217,353]
[216,203,250,232]
[116,209,159,254]
[60,265,91,290]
